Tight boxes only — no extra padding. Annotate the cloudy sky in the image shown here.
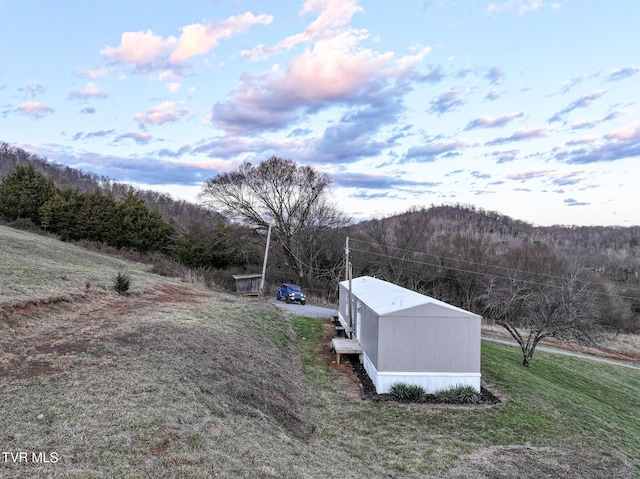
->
[1,0,639,226]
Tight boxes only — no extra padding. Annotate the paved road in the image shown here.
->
[483,337,640,371]
[267,298,338,319]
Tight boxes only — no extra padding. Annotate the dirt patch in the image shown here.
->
[0,296,75,323]
[315,320,364,400]
[0,285,210,385]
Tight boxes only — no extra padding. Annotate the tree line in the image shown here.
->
[0,161,262,273]
[0,163,173,253]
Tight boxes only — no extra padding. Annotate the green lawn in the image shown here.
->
[293,316,640,478]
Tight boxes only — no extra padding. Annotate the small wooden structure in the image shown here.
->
[331,338,363,365]
[232,274,263,296]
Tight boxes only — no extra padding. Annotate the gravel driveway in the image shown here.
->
[267,298,338,319]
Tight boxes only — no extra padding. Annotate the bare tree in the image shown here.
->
[481,243,601,367]
[428,233,494,311]
[199,157,349,284]
[352,208,434,288]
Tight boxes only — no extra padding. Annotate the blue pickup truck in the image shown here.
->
[276,283,306,305]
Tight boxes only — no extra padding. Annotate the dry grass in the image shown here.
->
[0,225,170,305]
[0,284,319,478]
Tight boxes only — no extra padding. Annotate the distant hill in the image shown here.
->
[351,203,640,258]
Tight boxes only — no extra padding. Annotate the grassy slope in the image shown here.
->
[1,225,640,478]
[0,225,166,304]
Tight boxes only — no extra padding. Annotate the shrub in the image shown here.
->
[389,383,426,402]
[112,270,131,295]
[434,385,482,404]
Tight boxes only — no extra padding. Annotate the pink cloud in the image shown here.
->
[21,81,45,99]
[212,1,429,139]
[101,30,176,68]
[243,0,364,59]
[117,131,152,144]
[285,0,363,48]
[490,149,519,163]
[68,82,109,100]
[101,12,271,71]
[565,136,598,146]
[560,170,585,178]
[406,139,475,161]
[133,101,189,128]
[150,70,182,92]
[570,119,595,130]
[169,12,273,63]
[505,169,555,181]
[278,30,394,102]
[74,67,110,79]
[17,101,54,119]
[465,112,523,130]
[605,120,640,141]
[486,127,548,145]
[213,27,412,134]
[510,127,548,139]
[300,0,363,34]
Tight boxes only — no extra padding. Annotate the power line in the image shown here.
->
[350,237,598,284]
[278,238,343,278]
[348,241,640,303]
[350,236,639,285]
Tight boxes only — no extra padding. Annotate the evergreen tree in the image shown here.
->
[40,189,118,242]
[39,189,78,235]
[74,190,117,242]
[0,164,57,226]
[172,220,261,269]
[106,189,174,253]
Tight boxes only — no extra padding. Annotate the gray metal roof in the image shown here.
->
[340,275,481,318]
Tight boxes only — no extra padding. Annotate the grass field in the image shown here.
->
[0,226,168,305]
[1,225,640,478]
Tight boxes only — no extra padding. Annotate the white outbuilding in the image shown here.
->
[338,276,481,394]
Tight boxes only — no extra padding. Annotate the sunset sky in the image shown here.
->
[1,0,639,226]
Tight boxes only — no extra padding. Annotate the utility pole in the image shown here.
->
[260,223,272,292]
[348,261,353,339]
[344,236,350,280]
[345,236,353,338]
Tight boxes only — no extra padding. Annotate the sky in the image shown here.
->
[1,0,639,227]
